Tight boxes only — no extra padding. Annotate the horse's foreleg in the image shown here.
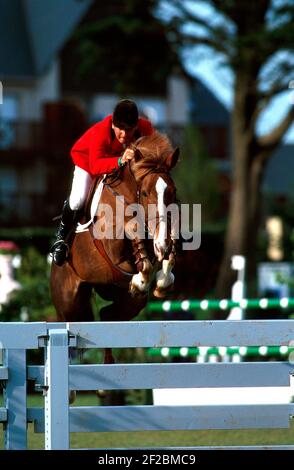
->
[128,239,153,298]
[153,252,175,298]
[129,258,153,298]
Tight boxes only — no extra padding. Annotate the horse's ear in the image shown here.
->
[166,147,180,169]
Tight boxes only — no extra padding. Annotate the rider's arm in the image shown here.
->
[89,141,119,175]
[89,120,124,175]
[71,123,121,176]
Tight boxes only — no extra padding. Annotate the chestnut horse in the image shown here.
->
[50,132,179,363]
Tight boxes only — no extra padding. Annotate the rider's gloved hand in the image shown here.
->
[121,148,135,164]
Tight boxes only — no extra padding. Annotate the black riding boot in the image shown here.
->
[51,200,80,266]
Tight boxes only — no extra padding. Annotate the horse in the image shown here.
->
[50,131,179,365]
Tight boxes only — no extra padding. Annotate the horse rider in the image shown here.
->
[50,99,154,266]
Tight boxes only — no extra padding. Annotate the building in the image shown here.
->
[0,0,92,225]
[0,0,235,228]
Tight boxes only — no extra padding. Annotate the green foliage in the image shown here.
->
[64,0,179,95]
[173,124,221,224]
[0,247,53,322]
[160,0,294,296]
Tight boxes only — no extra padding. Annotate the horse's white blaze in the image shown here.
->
[156,259,175,290]
[154,177,167,260]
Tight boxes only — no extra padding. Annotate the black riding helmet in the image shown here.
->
[112,99,139,130]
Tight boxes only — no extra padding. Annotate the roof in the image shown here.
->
[0,0,92,79]
[0,0,34,77]
[190,77,230,126]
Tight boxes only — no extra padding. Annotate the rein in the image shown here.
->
[90,151,175,278]
[91,164,150,278]
[104,163,154,237]
[92,238,133,282]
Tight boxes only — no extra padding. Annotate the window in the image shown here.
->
[0,168,18,207]
[0,94,19,148]
[0,94,19,121]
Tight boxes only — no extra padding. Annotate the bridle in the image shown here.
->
[104,153,177,252]
[128,156,176,260]
[100,151,177,273]
[105,158,172,241]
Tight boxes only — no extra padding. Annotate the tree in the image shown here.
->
[61,0,179,95]
[173,124,221,224]
[159,0,294,297]
[0,247,53,322]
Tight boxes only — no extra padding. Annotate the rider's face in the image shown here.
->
[112,124,137,145]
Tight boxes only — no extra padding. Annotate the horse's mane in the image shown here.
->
[131,131,174,181]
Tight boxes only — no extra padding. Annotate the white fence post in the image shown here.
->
[44,328,69,450]
[4,349,27,449]
[228,255,246,320]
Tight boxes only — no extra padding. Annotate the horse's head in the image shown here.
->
[130,132,179,262]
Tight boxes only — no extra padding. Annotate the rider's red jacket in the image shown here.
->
[71,115,153,176]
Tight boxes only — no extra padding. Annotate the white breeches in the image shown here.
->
[69,166,92,210]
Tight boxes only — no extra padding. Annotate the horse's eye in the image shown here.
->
[141,191,148,197]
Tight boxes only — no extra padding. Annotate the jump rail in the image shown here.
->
[148,297,294,313]
[1,319,294,450]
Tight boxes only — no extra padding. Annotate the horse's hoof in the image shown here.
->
[129,273,150,299]
[152,288,166,298]
[129,284,148,299]
[153,283,174,298]
[69,390,76,404]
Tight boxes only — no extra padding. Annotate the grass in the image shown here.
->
[1,393,294,449]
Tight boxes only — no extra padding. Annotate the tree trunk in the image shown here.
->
[215,75,256,301]
[216,147,271,303]
[246,145,279,292]
[246,155,266,293]
[215,152,250,300]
